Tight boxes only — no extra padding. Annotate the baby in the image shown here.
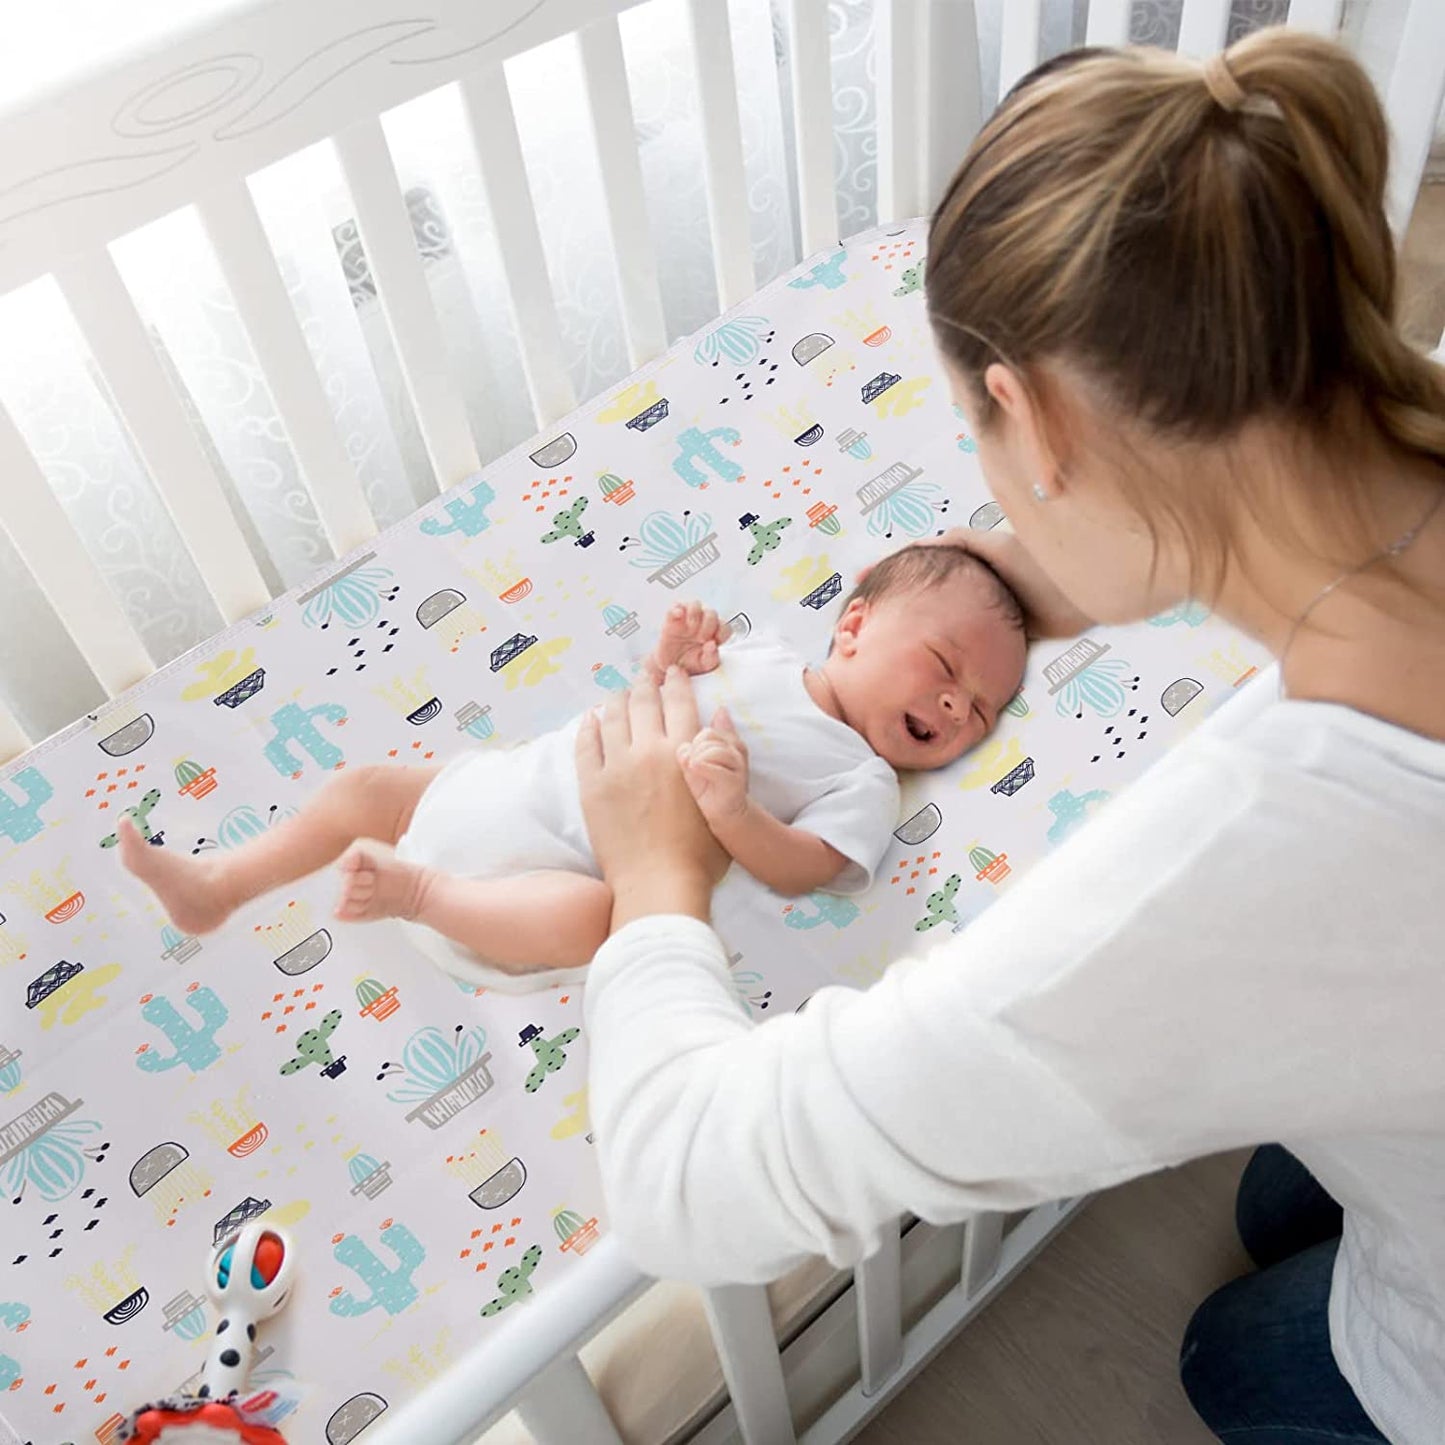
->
[120,543,1026,992]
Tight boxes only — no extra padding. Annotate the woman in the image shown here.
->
[575,29,1444,1445]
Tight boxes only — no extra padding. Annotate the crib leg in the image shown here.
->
[514,1356,623,1445]
[702,1283,797,1445]
[856,1222,904,1396]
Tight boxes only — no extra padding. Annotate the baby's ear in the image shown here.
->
[831,598,867,658]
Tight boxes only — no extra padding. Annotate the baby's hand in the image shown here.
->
[678,707,748,823]
[646,601,731,682]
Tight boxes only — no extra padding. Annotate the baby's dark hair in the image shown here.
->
[841,543,1025,631]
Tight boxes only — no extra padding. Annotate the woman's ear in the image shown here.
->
[832,598,867,658]
[983,361,1064,498]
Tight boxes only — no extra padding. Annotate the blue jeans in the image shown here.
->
[1180,1146,1388,1444]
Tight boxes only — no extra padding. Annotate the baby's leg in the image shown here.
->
[336,843,611,972]
[120,764,439,935]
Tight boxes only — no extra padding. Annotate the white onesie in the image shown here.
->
[395,630,900,992]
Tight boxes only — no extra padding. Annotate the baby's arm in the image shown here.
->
[680,709,850,896]
[643,601,730,683]
[707,806,850,896]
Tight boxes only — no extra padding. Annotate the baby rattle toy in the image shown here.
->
[120,1220,297,1442]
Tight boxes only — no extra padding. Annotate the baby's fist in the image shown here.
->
[678,706,748,821]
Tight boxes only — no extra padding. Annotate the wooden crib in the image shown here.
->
[0,2,1441,1443]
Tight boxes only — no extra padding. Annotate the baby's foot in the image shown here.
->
[117,818,233,934]
[335,842,431,924]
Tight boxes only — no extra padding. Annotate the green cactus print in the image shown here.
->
[521,1025,579,1094]
[479,1244,542,1316]
[541,496,591,545]
[892,263,923,297]
[915,873,963,933]
[280,1009,343,1075]
[745,515,791,565]
[100,787,162,848]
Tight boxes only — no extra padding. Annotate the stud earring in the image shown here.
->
[1032,483,1049,502]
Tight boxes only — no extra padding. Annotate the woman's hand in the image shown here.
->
[865,526,1093,640]
[576,668,731,932]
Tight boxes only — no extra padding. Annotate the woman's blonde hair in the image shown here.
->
[926,27,1445,596]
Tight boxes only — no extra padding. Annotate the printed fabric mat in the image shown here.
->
[0,218,1268,1445]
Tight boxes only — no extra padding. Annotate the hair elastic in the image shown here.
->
[1202,52,1246,112]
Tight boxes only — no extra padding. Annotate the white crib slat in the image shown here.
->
[1176,0,1232,57]
[198,182,377,559]
[576,16,669,368]
[924,0,983,210]
[332,118,482,493]
[1084,0,1132,46]
[855,1226,905,1396]
[0,399,154,696]
[997,0,1043,97]
[1285,0,1343,35]
[961,1210,1005,1297]
[877,0,924,224]
[1384,0,1445,236]
[514,1356,623,1445]
[787,0,838,256]
[457,67,576,428]
[702,1284,797,1445]
[685,0,757,310]
[55,251,272,625]
[0,694,29,766]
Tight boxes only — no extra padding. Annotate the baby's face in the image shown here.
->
[828,577,1027,769]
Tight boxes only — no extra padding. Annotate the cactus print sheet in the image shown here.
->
[0,219,1269,1445]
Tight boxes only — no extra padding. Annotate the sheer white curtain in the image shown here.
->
[0,0,1422,741]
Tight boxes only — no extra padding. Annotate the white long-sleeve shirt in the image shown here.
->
[584,683,1445,1444]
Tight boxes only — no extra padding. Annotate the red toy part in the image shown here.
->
[128,1398,287,1443]
[252,1232,286,1287]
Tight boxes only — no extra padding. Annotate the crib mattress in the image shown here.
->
[0,217,1267,1445]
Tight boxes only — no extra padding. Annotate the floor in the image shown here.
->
[857,1153,1250,1445]
[857,185,1444,1444]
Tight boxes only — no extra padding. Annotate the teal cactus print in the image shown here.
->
[301,563,398,630]
[673,426,743,488]
[865,476,945,541]
[783,893,860,930]
[621,510,715,573]
[479,1245,542,1316]
[1053,659,1140,720]
[788,250,847,291]
[1046,788,1111,845]
[693,316,774,367]
[0,767,52,845]
[1148,600,1210,628]
[330,1222,425,1318]
[420,479,497,538]
[137,987,229,1074]
[263,701,348,776]
[1,1114,104,1202]
[385,1025,489,1106]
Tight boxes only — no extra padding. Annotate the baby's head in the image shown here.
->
[824,544,1027,769]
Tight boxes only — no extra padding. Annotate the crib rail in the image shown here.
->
[0,1,1441,1439]
[0,0,1441,756]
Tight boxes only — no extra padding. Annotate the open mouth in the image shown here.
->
[904,712,936,744]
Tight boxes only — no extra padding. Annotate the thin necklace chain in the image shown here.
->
[1277,487,1445,697]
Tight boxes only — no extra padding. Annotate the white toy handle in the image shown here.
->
[201,1221,295,1400]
